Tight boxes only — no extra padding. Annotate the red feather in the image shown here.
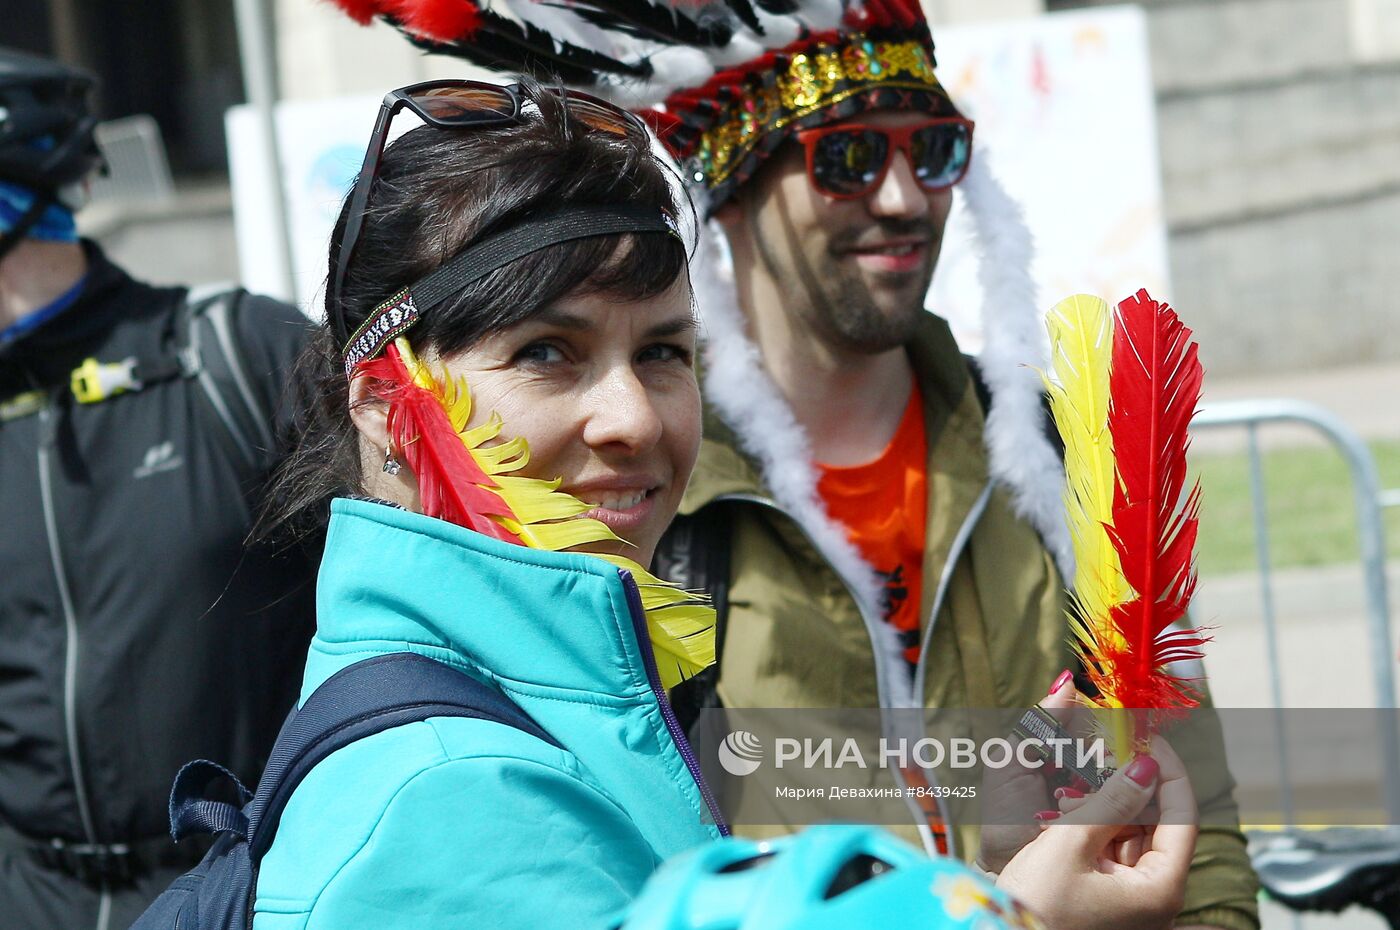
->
[1101,289,1209,714]
[357,345,520,544]
[324,0,385,25]
[392,0,483,40]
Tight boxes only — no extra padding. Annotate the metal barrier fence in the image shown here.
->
[1194,399,1400,827]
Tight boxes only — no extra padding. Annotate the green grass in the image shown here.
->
[1192,440,1400,575]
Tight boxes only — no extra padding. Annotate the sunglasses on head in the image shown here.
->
[329,79,645,346]
[794,117,975,201]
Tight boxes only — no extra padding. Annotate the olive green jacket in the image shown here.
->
[678,311,1259,930]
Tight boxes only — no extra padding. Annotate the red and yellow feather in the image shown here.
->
[1045,289,1209,760]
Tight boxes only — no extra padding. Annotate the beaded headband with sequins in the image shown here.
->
[326,0,955,211]
[656,7,958,208]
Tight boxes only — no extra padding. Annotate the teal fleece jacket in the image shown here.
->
[253,499,724,930]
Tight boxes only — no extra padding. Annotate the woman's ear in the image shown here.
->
[346,372,420,511]
[347,372,391,450]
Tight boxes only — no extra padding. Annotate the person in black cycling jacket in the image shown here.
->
[0,47,317,930]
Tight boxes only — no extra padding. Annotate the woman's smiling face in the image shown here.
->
[438,273,701,566]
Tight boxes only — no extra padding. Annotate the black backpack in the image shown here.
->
[130,652,558,930]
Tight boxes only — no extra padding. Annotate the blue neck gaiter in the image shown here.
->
[0,179,79,243]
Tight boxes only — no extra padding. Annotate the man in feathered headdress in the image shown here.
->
[329,2,1257,926]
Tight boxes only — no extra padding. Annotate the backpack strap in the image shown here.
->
[168,760,255,842]
[243,652,558,865]
[654,505,733,736]
[179,285,274,470]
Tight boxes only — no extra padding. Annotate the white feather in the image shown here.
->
[710,35,766,67]
[607,48,719,107]
[751,11,802,46]
[492,0,628,59]
[797,0,847,33]
[959,147,1075,582]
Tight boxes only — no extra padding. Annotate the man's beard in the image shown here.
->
[806,218,936,354]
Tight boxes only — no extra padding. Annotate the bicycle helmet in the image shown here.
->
[0,47,101,192]
[614,825,1042,930]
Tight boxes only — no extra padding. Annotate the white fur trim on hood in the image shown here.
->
[960,152,1075,582]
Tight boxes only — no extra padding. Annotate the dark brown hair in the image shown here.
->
[261,79,691,541]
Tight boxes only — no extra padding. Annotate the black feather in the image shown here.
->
[392,11,650,84]
[724,0,766,35]
[753,0,799,13]
[550,0,733,47]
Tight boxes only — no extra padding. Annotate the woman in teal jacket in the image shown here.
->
[254,80,723,929]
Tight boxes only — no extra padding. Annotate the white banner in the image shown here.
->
[228,94,383,316]
[931,5,1171,351]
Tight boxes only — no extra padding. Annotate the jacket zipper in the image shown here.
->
[913,482,995,700]
[908,480,995,859]
[37,404,100,847]
[617,570,730,836]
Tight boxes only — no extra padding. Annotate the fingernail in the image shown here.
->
[1124,755,1159,787]
[1048,669,1073,696]
[1034,810,1061,822]
[1053,787,1084,800]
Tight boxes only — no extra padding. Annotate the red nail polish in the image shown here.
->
[1048,669,1073,696]
[1054,787,1084,800]
[1124,755,1159,787]
[1034,810,1061,822]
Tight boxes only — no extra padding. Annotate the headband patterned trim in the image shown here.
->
[343,288,419,375]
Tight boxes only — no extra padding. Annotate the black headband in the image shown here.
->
[342,204,681,374]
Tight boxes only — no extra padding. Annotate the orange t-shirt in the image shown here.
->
[816,385,928,667]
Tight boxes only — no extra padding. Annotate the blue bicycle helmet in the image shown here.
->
[615,825,1042,930]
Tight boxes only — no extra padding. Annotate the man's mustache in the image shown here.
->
[828,219,938,253]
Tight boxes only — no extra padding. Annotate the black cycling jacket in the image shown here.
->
[0,242,317,852]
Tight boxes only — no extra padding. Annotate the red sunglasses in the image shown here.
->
[795,118,975,200]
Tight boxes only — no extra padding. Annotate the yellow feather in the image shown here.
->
[390,337,716,693]
[594,554,717,690]
[462,417,502,448]
[492,476,594,521]
[1046,296,1128,618]
[472,438,530,472]
[502,517,618,551]
[1044,296,1133,761]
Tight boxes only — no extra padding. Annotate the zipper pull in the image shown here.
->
[37,398,61,448]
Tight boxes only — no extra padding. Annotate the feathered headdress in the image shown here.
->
[359,336,716,691]
[326,0,957,210]
[1044,289,1209,761]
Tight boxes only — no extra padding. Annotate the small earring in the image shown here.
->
[382,443,402,476]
